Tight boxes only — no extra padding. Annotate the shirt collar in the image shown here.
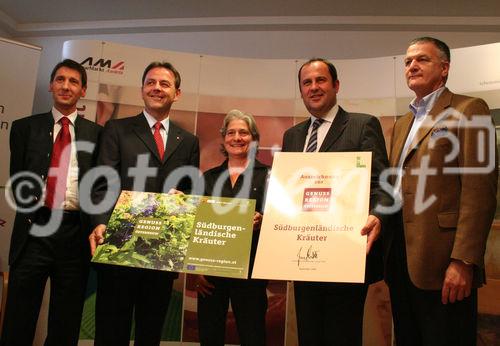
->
[143,110,170,131]
[310,103,339,124]
[409,87,445,118]
[51,107,78,125]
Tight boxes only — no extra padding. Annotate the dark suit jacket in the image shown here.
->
[204,159,269,278]
[91,113,200,227]
[282,107,391,284]
[9,112,102,265]
[388,88,497,289]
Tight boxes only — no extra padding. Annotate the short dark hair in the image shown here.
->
[298,58,338,87]
[50,59,87,88]
[141,61,181,89]
[410,37,451,62]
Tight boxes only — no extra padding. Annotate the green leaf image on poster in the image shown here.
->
[92,190,255,279]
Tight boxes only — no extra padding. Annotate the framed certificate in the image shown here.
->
[252,152,371,283]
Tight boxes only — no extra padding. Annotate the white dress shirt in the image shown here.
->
[48,107,79,210]
[303,104,339,152]
[143,110,170,149]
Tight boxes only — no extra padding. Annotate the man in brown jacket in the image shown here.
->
[386,37,497,345]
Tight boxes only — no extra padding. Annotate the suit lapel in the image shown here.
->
[132,113,163,162]
[41,112,55,153]
[403,88,453,162]
[164,121,183,162]
[319,107,348,152]
[291,120,310,152]
[390,114,413,167]
[74,115,93,148]
[74,115,85,169]
[35,112,55,178]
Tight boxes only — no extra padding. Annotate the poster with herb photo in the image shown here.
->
[92,190,256,279]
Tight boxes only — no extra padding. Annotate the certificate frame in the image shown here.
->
[252,152,371,283]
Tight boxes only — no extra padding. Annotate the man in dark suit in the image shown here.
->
[1,59,102,346]
[282,58,391,345]
[386,37,497,346]
[89,61,199,345]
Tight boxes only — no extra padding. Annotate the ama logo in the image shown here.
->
[80,57,125,75]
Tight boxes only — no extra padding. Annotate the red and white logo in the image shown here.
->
[302,188,331,212]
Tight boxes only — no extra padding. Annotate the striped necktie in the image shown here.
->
[306,118,324,152]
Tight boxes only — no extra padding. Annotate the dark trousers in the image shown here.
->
[0,210,89,346]
[294,281,368,346]
[387,217,478,346]
[94,265,174,346]
[197,277,268,346]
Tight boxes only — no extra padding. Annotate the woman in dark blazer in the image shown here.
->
[195,109,269,346]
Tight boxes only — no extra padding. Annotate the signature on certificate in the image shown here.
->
[296,245,319,267]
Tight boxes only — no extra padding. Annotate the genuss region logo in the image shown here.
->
[302,188,332,212]
[80,57,125,75]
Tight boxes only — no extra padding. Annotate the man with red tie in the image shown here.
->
[89,61,199,345]
[1,59,102,346]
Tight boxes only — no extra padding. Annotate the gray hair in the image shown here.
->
[410,36,450,62]
[220,109,260,157]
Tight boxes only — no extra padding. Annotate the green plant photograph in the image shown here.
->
[92,191,201,271]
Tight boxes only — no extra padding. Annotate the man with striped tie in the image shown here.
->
[281,58,391,346]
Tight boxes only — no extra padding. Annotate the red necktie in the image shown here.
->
[153,122,165,161]
[45,116,72,209]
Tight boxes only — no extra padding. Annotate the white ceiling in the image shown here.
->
[1,0,500,37]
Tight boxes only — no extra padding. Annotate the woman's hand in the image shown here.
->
[253,212,263,231]
[195,275,215,298]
